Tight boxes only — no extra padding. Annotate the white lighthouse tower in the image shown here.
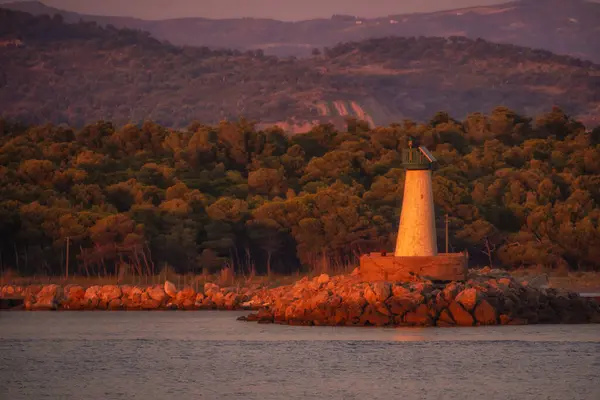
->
[358,136,467,282]
[395,137,438,257]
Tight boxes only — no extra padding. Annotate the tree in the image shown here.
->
[246,218,284,275]
[248,168,285,196]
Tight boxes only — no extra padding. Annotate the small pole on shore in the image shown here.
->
[65,237,70,279]
[445,214,449,254]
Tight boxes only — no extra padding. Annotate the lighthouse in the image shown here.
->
[395,137,438,256]
[358,137,467,282]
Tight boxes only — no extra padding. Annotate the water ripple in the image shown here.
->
[0,311,599,400]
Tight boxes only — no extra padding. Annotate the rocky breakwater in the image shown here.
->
[0,281,263,311]
[241,270,600,326]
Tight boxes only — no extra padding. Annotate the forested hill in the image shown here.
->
[1,9,599,131]
[2,0,600,63]
[1,108,600,277]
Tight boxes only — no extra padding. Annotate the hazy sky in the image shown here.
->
[0,0,517,20]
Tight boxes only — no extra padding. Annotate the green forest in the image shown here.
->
[1,106,599,277]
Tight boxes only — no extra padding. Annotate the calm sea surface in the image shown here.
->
[0,311,599,400]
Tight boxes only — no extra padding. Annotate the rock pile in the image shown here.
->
[2,269,599,326]
[241,270,600,326]
[0,281,262,311]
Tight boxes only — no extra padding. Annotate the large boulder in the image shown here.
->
[449,301,474,326]
[404,304,433,326]
[194,293,206,308]
[32,284,62,310]
[410,281,434,295]
[99,285,122,303]
[173,287,196,309]
[364,282,391,305]
[441,282,464,303]
[108,298,122,310]
[83,285,101,309]
[385,293,422,317]
[140,292,162,309]
[120,285,134,297]
[437,309,455,327]
[359,304,391,326]
[65,285,85,301]
[204,283,220,297]
[474,299,497,325]
[317,274,330,285]
[121,286,144,309]
[61,285,86,310]
[455,288,479,311]
[164,281,177,297]
[147,285,167,302]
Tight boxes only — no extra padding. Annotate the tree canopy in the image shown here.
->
[1,106,599,276]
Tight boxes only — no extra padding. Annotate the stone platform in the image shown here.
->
[359,252,468,282]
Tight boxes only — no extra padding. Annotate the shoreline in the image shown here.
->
[239,268,600,327]
[2,268,600,327]
[0,281,266,312]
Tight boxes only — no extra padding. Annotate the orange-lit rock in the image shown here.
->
[455,288,478,311]
[147,285,167,302]
[364,282,391,304]
[474,299,497,325]
[66,285,85,300]
[164,281,177,297]
[108,298,122,310]
[448,301,474,326]
[2,268,600,322]
[404,304,433,326]
[173,287,196,307]
[204,283,220,296]
[360,304,391,326]
[140,294,162,310]
[31,284,62,310]
[317,274,330,285]
[99,285,122,303]
[437,309,455,326]
[239,270,600,327]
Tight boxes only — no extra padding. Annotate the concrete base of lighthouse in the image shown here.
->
[358,252,468,282]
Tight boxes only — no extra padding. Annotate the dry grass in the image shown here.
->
[0,268,322,292]
[8,263,596,293]
[0,259,359,293]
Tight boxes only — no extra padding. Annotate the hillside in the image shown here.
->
[2,0,600,62]
[0,9,599,129]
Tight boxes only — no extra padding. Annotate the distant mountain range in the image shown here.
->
[1,8,598,130]
[2,0,600,62]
